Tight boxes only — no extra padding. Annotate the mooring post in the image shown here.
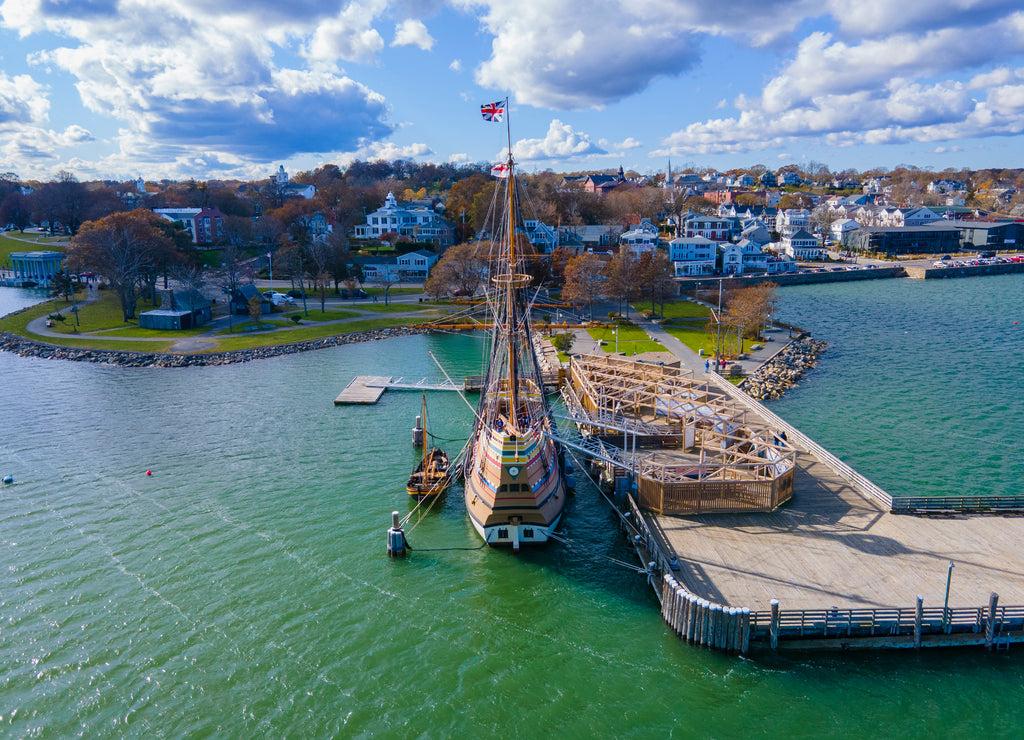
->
[986,592,1000,650]
[914,595,923,649]
[387,510,406,557]
[770,599,780,651]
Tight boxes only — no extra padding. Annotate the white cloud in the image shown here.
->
[392,19,434,50]
[0,72,49,126]
[465,0,705,108]
[512,119,605,160]
[4,0,395,170]
[615,137,642,150]
[658,9,1024,157]
[449,59,462,72]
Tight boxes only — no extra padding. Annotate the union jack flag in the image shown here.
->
[481,100,505,122]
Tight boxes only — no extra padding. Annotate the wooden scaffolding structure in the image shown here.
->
[564,354,795,515]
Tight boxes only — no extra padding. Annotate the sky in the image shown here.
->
[2,0,1024,183]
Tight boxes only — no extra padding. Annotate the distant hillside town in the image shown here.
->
[2,161,1023,296]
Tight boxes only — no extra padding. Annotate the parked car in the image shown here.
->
[264,291,294,306]
[287,289,305,299]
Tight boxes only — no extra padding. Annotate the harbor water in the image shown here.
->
[1,279,1023,737]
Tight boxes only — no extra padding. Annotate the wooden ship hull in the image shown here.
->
[464,423,565,549]
[406,447,451,498]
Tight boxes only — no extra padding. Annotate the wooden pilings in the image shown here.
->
[661,574,750,653]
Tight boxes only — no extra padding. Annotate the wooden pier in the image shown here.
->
[333,376,390,404]
[564,355,1024,652]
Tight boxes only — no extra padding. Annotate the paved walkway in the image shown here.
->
[22,288,446,353]
[561,299,793,379]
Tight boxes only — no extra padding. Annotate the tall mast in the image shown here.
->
[503,97,519,418]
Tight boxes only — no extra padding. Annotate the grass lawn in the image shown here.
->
[31,337,177,352]
[96,325,208,339]
[47,292,159,334]
[662,325,749,358]
[0,296,71,333]
[0,232,68,263]
[633,299,711,320]
[355,303,444,314]
[364,286,423,296]
[216,320,291,335]
[587,324,665,354]
[283,309,361,321]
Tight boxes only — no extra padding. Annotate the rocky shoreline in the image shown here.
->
[739,336,827,400]
[0,327,427,367]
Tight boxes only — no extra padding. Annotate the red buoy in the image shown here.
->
[146,470,152,476]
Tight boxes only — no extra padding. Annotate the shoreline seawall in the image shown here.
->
[0,326,427,367]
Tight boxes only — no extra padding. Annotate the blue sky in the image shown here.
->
[3,0,1024,182]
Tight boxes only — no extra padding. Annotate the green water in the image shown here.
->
[2,282,1024,737]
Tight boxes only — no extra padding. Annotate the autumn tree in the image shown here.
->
[637,251,676,317]
[423,242,486,298]
[67,210,177,321]
[603,250,641,318]
[777,192,814,210]
[561,252,606,318]
[726,282,777,342]
[683,195,716,214]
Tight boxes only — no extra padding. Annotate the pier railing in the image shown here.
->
[747,603,1024,647]
[890,495,1024,514]
[708,376,895,510]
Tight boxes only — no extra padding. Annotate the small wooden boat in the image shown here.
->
[406,446,451,498]
[406,393,451,498]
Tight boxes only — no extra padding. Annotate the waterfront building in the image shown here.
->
[781,228,823,260]
[849,224,962,255]
[668,235,716,276]
[9,250,66,287]
[952,220,1024,250]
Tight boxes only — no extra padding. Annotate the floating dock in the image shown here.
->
[560,354,1024,653]
[334,376,390,404]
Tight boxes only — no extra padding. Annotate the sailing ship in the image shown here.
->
[407,393,451,498]
[462,101,567,550]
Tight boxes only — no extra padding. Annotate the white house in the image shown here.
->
[618,219,660,256]
[781,228,823,260]
[736,239,770,273]
[777,208,810,236]
[354,191,454,247]
[720,243,744,274]
[396,249,439,279]
[831,218,861,245]
[668,235,716,276]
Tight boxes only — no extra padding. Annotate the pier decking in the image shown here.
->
[333,376,390,404]
[563,355,1024,651]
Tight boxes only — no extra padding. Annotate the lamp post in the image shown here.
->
[942,561,955,632]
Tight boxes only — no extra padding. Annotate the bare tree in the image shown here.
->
[67,210,177,320]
